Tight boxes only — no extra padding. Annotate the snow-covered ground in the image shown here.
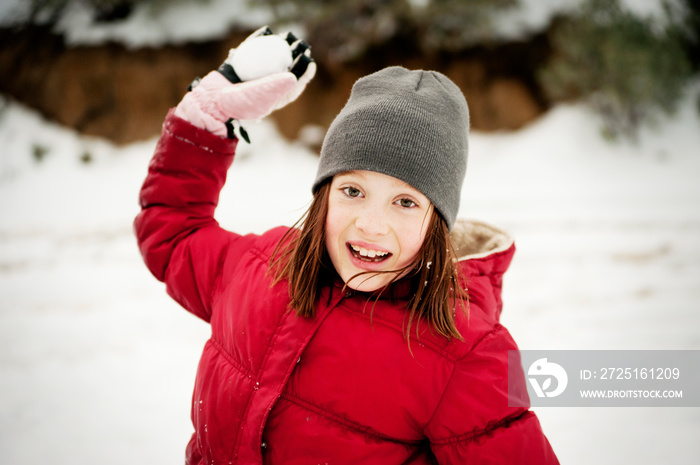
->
[1,82,699,463]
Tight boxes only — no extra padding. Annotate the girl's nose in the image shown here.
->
[354,205,390,236]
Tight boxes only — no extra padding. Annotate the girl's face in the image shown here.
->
[325,170,432,293]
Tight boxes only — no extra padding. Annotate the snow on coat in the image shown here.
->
[134,111,560,464]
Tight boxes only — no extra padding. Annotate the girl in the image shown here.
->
[135,27,558,465]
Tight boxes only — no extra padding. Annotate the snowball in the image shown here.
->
[230,35,293,82]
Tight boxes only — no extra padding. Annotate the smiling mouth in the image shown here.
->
[347,243,392,263]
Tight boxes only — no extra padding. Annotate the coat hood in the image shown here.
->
[451,219,514,261]
[451,219,515,322]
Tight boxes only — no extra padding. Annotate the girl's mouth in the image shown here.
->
[347,243,391,263]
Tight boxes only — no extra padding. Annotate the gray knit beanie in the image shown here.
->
[313,66,469,230]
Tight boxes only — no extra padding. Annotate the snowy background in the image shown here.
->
[1,0,699,463]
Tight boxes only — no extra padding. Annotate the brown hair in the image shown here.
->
[270,182,468,341]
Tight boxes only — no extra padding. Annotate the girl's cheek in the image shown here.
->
[405,215,427,240]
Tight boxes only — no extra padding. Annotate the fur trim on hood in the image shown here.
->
[451,219,514,261]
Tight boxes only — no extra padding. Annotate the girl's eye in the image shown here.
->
[342,186,362,198]
[396,198,417,208]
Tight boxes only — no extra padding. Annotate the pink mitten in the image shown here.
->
[175,26,316,139]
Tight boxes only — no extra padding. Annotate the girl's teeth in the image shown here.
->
[350,244,388,258]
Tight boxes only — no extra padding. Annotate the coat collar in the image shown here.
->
[327,272,414,304]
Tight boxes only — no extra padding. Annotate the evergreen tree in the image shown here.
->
[539,0,694,140]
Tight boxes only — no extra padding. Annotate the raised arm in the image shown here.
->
[134,27,315,322]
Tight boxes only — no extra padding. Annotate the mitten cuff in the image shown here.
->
[174,73,231,138]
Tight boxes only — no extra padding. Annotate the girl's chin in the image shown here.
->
[345,273,394,293]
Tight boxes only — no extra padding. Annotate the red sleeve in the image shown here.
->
[133,110,258,322]
[425,324,559,464]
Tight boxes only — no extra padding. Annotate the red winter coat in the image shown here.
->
[135,111,559,465]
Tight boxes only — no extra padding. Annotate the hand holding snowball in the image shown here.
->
[175,26,316,139]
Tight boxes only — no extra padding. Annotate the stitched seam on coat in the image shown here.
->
[336,304,459,363]
[423,361,457,429]
[231,309,292,458]
[209,239,232,314]
[470,270,505,278]
[247,230,290,272]
[470,324,500,348]
[209,232,290,380]
[164,125,222,155]
[423,325,500,433]
[429,411,529,447]
[210,337,255,379]
[280,392,423,446]
[249,246,271,265]
[249,227,293,265]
